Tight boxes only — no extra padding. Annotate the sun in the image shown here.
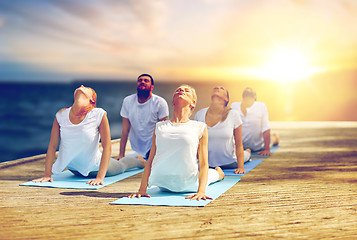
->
[251,47,322,83]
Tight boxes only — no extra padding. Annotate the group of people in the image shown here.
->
[33,74,278,200]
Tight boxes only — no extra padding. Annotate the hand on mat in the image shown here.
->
[87,177,104,185]
[234,167,246,174]
[258,149,272,156]
[32,176,53,183]
[185,191,212,201]
[127,192,151,198]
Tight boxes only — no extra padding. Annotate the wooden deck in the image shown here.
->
[1,122,356,239]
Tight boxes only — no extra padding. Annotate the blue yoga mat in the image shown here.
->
[20,168,144,189]
[110,177,241,207]
[251,145,279,158]
[222,159,264,176]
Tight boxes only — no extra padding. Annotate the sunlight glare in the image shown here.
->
[251,48,324,83]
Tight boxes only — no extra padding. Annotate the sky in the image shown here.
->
[0,0,357,120]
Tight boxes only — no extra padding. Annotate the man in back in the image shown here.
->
[231,87,278,156]
[118,74,169,161]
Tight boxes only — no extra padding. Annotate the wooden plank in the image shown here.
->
[0,122,356,239]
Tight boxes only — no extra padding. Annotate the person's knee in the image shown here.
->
[215,167,225,180]
[244,150,251,162]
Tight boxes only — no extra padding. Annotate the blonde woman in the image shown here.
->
[33,85,145,186]
[128,85,224,200]
[195,86,251,174]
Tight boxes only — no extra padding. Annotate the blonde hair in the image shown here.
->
[174,84,197,113]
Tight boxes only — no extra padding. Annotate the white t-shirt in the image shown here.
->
[52,107,106,176]
[231,101,270,151]
[195,108,242,167]
[148,120,206,192]
[120,94,169,157]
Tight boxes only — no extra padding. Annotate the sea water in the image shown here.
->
[0,80,229,162]
[0,81,179,162]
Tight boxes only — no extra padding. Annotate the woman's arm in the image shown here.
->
[32,118,60,182]
[233,125,246,174]
[127,131,157,198]
[87,113,111,185]
[186,127,212,200]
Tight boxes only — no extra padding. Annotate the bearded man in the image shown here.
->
[118,74,169,162]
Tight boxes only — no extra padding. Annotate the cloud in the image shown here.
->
[1,0,357,82]
[48,0,107,28]
[0,0,178,81]
[0,0,170,54]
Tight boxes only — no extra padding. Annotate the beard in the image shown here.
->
[137,88,151,99]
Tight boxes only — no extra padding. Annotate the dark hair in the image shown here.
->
[242,87,256,100]
[222,88,231,121]
[138,74,154,85]
[225,89,230,106]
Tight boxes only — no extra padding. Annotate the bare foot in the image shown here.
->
[272,133,279,146]
[215,167,225,180]
[246,148,251,154]
[136,155,146,168]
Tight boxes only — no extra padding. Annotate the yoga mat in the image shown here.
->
[251,145,279,158]
[222,159,264,176]
[20,168,144,189]
[110,177,241,207]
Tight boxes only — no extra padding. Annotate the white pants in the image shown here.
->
[207,168,220,185]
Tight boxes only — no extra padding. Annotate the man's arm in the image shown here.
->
[257,102,271,156]
[118,117,130,159]
[258,129,271,156]
[158,97,169,122]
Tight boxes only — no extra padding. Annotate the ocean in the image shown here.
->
[0,80,220,163]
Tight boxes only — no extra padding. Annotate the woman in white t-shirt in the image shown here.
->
[128,85,224,200]
[33,85,145,186]
[195,86,251,174]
